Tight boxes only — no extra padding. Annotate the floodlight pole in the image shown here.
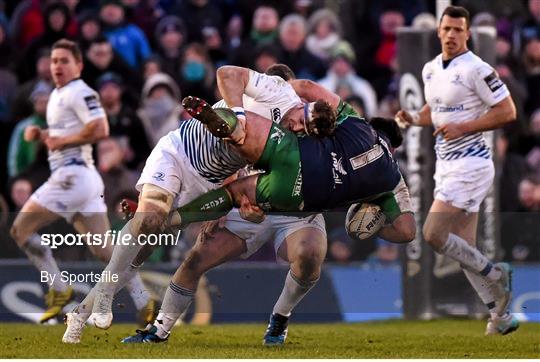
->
[436,0,451,22]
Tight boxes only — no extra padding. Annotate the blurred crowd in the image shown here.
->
[0,0,538,263]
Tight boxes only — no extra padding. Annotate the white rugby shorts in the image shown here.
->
[136,130,218,208]
[433,157,495,213]
[224,209,326,262]
[30,165,106,222]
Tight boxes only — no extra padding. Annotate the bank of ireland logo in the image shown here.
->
[270,126,285,144]
[152,171,165,182]
[399,73,424,112]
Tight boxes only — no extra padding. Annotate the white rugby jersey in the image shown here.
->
[46,78,106,170]
[422,51,510,161]
[179,70,302,184]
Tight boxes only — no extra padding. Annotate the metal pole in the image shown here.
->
[436,0,452,23]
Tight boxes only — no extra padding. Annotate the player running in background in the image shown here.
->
[10,39,152,325]
[395,6,518,335]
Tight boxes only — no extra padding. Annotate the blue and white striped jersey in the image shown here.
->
[178,70,302,184]
[422,51,510,161]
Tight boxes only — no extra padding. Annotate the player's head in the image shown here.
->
[369,117,403,148]
[281,100,336,137]
[265,63,296,81]
[51,39,83,88]
[438,6,470,58]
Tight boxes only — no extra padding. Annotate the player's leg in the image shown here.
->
[449,212,518,335]
[122,224,247,343]
[90,183,174,328]
[72,213,153,323]
[10,199,74,323]
[264,222,326,346]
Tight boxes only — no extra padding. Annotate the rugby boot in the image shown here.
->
[39,287,74,324]
[263,313,289,346]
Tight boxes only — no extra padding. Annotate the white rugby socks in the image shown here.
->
[22,233,69,292]
[153,282,195,339]
[462,267,499,317]
[124,265,151,311]
[272,270,318,317]
[440,233,501,281]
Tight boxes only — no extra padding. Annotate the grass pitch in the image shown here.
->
[0,320,538,358]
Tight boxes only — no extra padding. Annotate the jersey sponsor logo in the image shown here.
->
[152,171,165,182]
[435,104,464,112]
[200,197,226,210]
[484,72,503,93]
[269,126,285,144]
[349,144,384,170]
[291,163,303,197]
[271,108,281,123]
[331,152,346,186]
[84,95,100,110]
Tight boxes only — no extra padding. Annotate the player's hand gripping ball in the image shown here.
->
[345,203,386,240]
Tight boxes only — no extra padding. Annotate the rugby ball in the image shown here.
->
[345,203,386,240]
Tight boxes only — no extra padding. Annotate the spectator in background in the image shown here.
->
[518,0,540,53]
[372,8,404,98]
[97,72,150,170]
[8,175,33,212]
[178,43,216,103]
[203,25,228,67]
[344,95,366,117]
[19,2,71,82]
[173,0,223,43]
[306,8,342,62]
[522,35,540,113]
[277,13,326,80]
[100,0,151,70]
[154,15,186,81]
[318,42,378,117]
[131,0,165,47]
[11,49,52,123]
[77,10,102,52]
[138,72,182,147]
[229,5,280,68]
[253,44,279,74]
[82,35,143,93]
[225,14,243,53]
[0,22,18,124]
[7,82,50,178]
[97,137,139,210]
[142,55,163,80]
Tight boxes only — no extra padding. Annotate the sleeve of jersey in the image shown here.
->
[244,70,288,104]
[335,100,359,125]
[72,89,106,124]
[471,62,510,107]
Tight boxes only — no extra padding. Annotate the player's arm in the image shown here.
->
[395,104,432,128]
[290,79,340,110]
[216,65,250,110]
[439,96,515,138]
[44,118,109,151]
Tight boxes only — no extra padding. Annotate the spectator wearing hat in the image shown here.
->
[277,13,327,80]
[317,41,378,117]
[7,81,51,178]
[99,0,151,70]
[82,35,143,93]
[137,72,182,147]
[97,72,150,170]
[305,8,342,62]
[154,15,187,81]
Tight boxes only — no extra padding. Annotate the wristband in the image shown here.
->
[231,106,246,120]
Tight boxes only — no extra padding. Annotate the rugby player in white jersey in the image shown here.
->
[63,64,337,344]
[10,39,152,326]
[395,6,518,335]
